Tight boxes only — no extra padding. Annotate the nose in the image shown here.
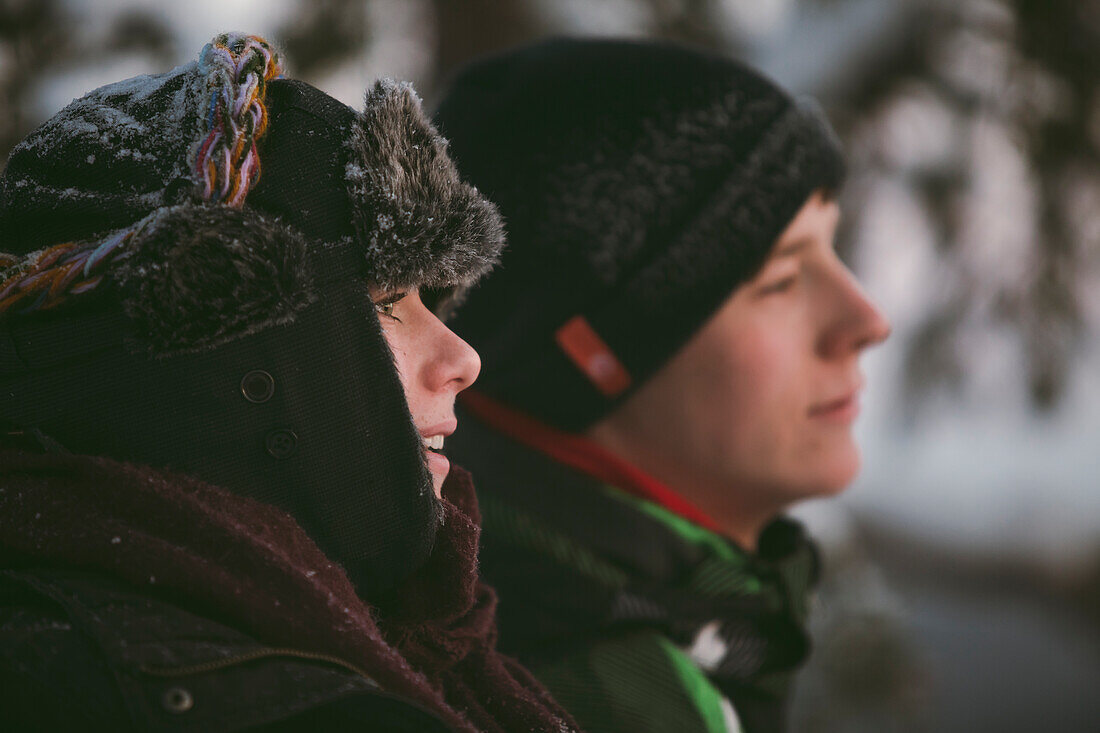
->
[424,317,482,394]
[818,265,891,358]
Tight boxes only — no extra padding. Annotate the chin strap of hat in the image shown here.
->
[0,32,283,317]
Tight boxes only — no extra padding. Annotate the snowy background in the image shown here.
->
[3,0,1098,730]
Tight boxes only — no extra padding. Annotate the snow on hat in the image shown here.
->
[0,33,503,343]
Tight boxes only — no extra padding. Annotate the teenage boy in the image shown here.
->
[436,38,891,733]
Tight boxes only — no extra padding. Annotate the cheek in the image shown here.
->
[641,322,799,481]
[703,325,803,447]
[727,326,861,492]
[380,324,423,412]
[381,325,411,386]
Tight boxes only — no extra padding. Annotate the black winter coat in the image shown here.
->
[0,449,578,733]
[0,568,451,732]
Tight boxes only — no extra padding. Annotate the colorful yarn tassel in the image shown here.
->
[194,33,283,208]
[0,232,134,315]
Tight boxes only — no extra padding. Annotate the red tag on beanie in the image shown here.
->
[555,315,632,398]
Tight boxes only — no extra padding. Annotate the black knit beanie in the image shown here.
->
[0,33,504,592]
[435,38,845,431]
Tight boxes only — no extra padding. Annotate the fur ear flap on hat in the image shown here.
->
[112,203,315,355]
[346,79,504,296]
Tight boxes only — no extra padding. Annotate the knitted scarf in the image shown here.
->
[0,449,577,733]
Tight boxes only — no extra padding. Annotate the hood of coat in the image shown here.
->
[0,33,503,593]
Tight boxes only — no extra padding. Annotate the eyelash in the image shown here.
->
[374,293,406,322]
[760,274,798,294]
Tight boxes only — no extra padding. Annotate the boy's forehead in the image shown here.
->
[770,192,841,256]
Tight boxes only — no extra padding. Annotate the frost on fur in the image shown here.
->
[345,79,504,295]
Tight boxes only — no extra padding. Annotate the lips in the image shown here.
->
[808,384,863,423]
[419,419,456,445]
[419,420,456,480]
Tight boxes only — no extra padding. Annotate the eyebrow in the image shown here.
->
[373,291,407,305]
[770,237,812,259]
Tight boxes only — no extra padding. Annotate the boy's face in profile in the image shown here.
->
[589,191,891,533]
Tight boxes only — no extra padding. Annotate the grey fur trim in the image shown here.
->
[112,203,315,355]
[346,79,504,293]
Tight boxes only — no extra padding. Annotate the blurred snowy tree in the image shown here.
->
[430,0,750,76]
[276,0,371,77]
[1012,0,1100,407]
[432,0,542,82]
[104,8,177,66]
[832,0,1098,415]
[0,0,74,161]
[0,0,173,163]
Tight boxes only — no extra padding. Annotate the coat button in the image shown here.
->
[241,370,275,403]
[265,429,298,459]
[162,686,194,713]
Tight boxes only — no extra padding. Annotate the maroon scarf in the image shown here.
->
[0,450,577,733]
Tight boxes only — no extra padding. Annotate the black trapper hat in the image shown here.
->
[0,33,504,592]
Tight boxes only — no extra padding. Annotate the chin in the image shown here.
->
[782,441,862,502]
[430,473,446,500]
[813,446,862,497]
